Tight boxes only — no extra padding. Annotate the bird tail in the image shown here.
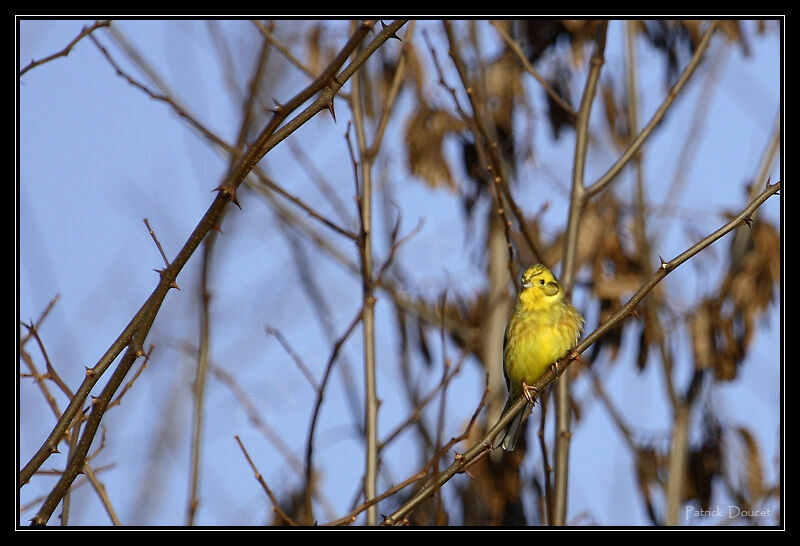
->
[492,396,525,452]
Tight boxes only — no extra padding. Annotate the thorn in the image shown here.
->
[85,366,95,377]
[135,346,146,359]
[323,96,336,122]
[362,20,376,31]
[658,255,669,271]
[267,97,284,114]
[210,224,224,234]
[48,444,60,454]
[214,183,242,209]
[90,395,99,406]
[631,308,641,321]
[765,176,772,189]
[154,268,180,290]
[379,20,401,40]
[742,215,753,229]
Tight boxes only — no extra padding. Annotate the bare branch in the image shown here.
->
[20,20,111,76]
[235,435,298,526]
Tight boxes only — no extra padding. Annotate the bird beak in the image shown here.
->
[543,281,560,296]
[521,279,532,289]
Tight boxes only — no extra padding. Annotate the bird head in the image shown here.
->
[518,264,564,309]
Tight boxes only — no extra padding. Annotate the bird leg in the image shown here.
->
[550,350,583,377]
[521,381,539,405]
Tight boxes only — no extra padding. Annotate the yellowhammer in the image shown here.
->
[494,264,584,451]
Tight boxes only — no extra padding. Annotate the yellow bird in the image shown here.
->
[494,264,584,451]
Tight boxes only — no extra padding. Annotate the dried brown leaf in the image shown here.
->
[484,51,522,133]
[690,300,715,371]
[722,219,780,352]
[405,103,464,190]
[635,446,660,503]
[685,422,722,510]
[735,427,765,502]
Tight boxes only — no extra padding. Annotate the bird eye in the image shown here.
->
[539,279,545,285]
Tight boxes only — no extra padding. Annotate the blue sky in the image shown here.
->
[18,19,781,526]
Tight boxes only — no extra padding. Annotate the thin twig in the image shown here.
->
[278,220,365,438]
[347,55,380,520]
[303,309,364,524]
[19,294,60,348]
[20,20,112,76]
[347,22,411,522]
[433,290,450,524]
[187,237,212,526]
[24,321,74,401]
[143,219,170,268]
[325,471,427,526]
[287,139,355,227]
[538,394,552,525]
[234,435,298,526]
[553,20,608,527]
[265,327,319,390]
[83,465,121,525]
[107,346,152,410]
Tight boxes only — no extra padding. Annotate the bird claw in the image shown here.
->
[551,351,582,377]
[522,381,539,404]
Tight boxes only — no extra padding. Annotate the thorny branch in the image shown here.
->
[20,20,112,76]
